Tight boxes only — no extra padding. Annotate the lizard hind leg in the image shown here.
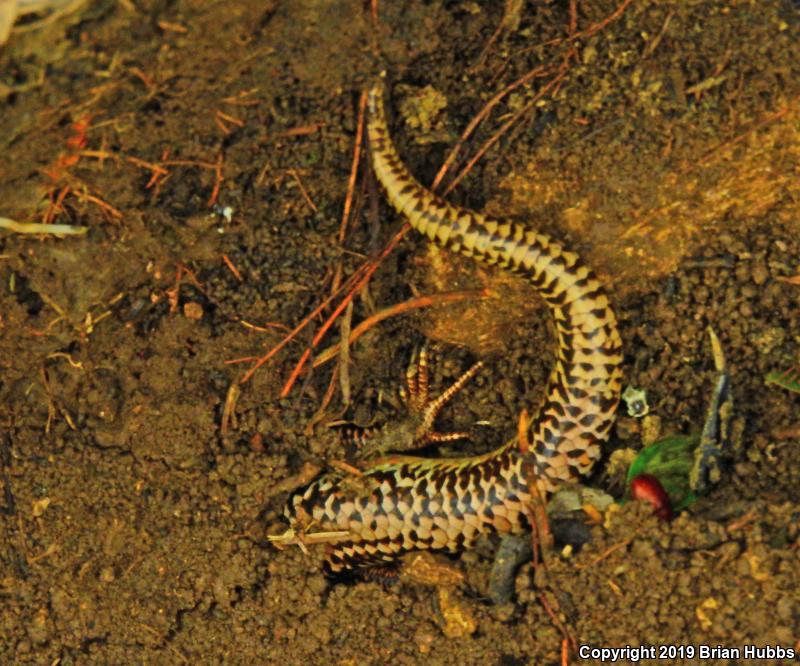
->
[388,345,484,451]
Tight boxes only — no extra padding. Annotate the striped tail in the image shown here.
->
[366,84,623,491]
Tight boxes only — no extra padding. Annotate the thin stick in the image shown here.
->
[0,217,87,235]
[278,224,409,397]
[288,168,318,213]
[568,0,578,36]
[239,259,372,384]
[338,301,354,405]
[431,64,551,191]
[443,64,568,197]
[222,254,244,282]
[574,533,638,570]
[340,90,368,243]
[305,366,340,435]
[312,289,487,369]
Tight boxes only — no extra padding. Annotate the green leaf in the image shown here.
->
[765,367,800,394]
[626,435,699,511]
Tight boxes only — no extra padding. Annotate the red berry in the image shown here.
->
[630,473,674,521]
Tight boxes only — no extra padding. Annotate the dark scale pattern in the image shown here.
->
[281,85,624,573]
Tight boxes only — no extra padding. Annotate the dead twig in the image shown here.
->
[329,459,363,477]
[726,509,757,533]
[215,109,245,135]
[340,90,368,243]
[275,224,409,397]
[693,103,792,169]
[443,59,570,197]
[288,168,318,213]
[165,263,205,313]
[264,462,321,500]
[221,383,241,436]
[338,301,354,406]
[432,63,553,192]
[573,532,639,570]
[311,289,488,369]
[274,123,325,138]
[538,590,578,656]
[222,254,244,282]
[236,258,369,383]
[305,366,341,435]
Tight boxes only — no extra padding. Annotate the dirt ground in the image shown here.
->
[1,1,799,664]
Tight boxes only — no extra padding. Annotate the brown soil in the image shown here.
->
[1,1,798,664]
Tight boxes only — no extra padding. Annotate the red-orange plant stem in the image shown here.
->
[311,288,488,369]
[431,64,552,191]
[339,91,368,243]
[278,223,410,397]
[239,260,372,384]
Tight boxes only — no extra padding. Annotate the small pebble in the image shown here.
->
[751,263,769,285]
[414,627,436,654]
[306,573,328,595]
[641,414,662,446]
[490,601,517,623]
[436,587,477,638]
[183,301,204,319]
[615,417,640,440]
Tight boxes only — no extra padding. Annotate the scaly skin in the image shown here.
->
[281,84,624,573]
